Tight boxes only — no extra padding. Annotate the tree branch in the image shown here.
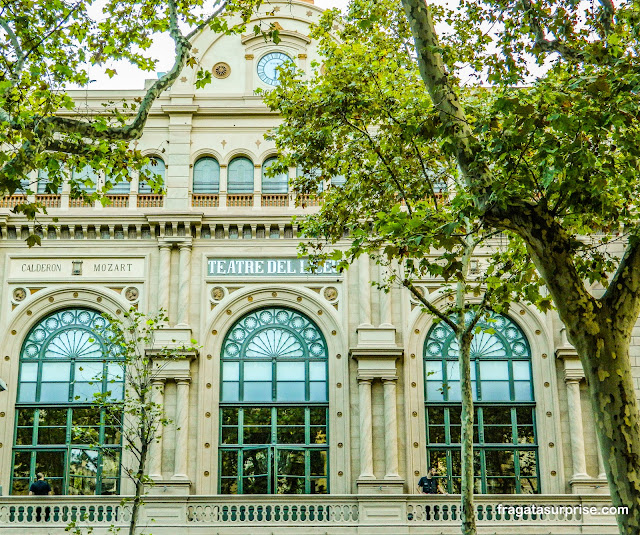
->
[601,237,640,330]
[0,17,25,80]
[402,277,457,330]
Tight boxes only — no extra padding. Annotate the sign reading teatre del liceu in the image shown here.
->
[207,258,340,277]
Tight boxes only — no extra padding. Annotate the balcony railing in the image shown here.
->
[297,194,319,207]
[105,195,129,208]
[261,194,289,207]
[0,495,619,534]
[137,194,164,208]
[0,195,27,208]
[192,194,219,207]
[227,194,253,207]
[68,197,93,208]
[35,194,61,208]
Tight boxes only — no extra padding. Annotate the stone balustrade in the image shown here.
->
[0,495,620,534]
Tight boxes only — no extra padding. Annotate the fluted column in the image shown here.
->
[358,255,372,327]
[382,379,400,478]
[148,378,166,479]
[158,243,171,316]
[177,243,191,326]
[358,378,374,478]
[172,378,191,479]
[566,378,588,479]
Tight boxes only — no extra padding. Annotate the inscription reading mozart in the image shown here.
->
[93,263,134,272]
[207,258,339,277]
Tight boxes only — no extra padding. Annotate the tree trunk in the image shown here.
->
[458,329,477,535]
[569,320,640,534]
[128,438,148,535]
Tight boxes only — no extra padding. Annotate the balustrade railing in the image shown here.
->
[0,195,27,208]
[105,195,129,208]
[227,194,253,207]
[69,197,93,208]
[137,194,164,208]
[192,194,219,207]
[261,194,289,207]
[35,194,61,208]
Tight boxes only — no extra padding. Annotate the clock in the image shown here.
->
[257,52,292,86]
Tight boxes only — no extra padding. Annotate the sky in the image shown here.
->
[87,0,348,90]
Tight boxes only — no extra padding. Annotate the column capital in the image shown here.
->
[178,242,192,251]
[158,241,172,250]
[381,377,399,384]
[175,377,192,385]
[151,377,167,385]
[357,377,374,385]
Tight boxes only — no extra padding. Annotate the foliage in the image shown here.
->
[265,0,640,533]
[84,308,198,535]
[0,0,267,220]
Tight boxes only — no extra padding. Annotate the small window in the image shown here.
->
[261,157,288,194]
[296,167,324,193]
[193,157,220,194]
[139,157,165,194]
[228,157,254,193]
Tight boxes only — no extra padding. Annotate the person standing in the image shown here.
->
[418,467,446,520]
[29,473,52,521]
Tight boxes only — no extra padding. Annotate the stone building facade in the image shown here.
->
[0,1,628,533]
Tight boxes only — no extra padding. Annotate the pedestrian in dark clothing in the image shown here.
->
[417,467,446,520]
[29,473,52,521]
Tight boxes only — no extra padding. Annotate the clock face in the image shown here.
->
[257,52,291,86]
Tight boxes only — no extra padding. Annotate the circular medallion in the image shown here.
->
[213,62,231,79]
[13,288,27,302]
[257,52,291,86]
[323,287,338,301]
[211,286,225,301]
[125,287,139,302]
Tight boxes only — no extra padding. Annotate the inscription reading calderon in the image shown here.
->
[207,258,339,277]
[22,263,62,272]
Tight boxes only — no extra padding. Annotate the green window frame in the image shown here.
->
[424,312,539,494]
[261,157,288,194]
[11,308,124,496]
[219,307,329,494]
[227,157,254,193]
[193,157,220,194]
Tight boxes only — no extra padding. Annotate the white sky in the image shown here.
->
[87,0,348,90]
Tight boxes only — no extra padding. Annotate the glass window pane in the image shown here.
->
[428,425,446,444]
[514,381,533,401]
[277,407,305,425]
[309,361,326,380]
[486,477,516,494]
[15,427,34,445]
[310,427,327,444]
[309,382,327,402]
[518,450,537,477]
[18,383,36,402]
[42,362,71,381]
[72,382,101,402]
[480,381,510,401]
[519,478,538,494]
[446,381,461,401]
[35,450,65,478]
[485,450,515,476]
[17,409,35,426]
[220,450,238,476]
[244,362,272,381]
[107,363,125,382]
[40,382,70,402]
[13,451,31,478]
[244,427,271,444]
[483,426,513,444]
[243,449,269,475]
[310,450,327,476]
[221,382,239,402]
[220,477,238,494]
[221,427,238,444]
[277,426,306,444]
[426,382,445,401]
[277,449,305,476]
[244,408,271,425]
[427,407,445,425]
[516,407,534,425]
[309,407,326,426]
[243,382,272,401]
[276,382,305,401]
[20,362,38,381]
[69,449,99,477]
[310,478,328,494]
[101,452,120,478]
[75,362,104,382]
[424,361,443,381]
[222,408,239,425]
[482,407,512,425]
[106,383,124,401]
[512,361,531,380]
[517,426,536,444]
[11,479,30,495]
[38,427,67,445]
[479,361,509,379]
[222,362,239,381]
[277,361,305,381]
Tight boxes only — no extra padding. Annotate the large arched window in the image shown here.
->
[193,157,220,194]
[261,157,288,194]
[11,308,124,496]
[227,157,254,193]
[37,169,62,194]
[423,312,538,494]
[139,157,165,193]
[219,307,328,495]
[72,166,98,194]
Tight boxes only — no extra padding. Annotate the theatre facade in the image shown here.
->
[0,1,630,533]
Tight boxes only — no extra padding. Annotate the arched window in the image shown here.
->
[105,174,130,195]
[261,157,288,194]
[139,157,165,193]
[37,169,62,194]
[219,307,328,494]
[11,308,124,496]
[227,157,254,193]
[72,166,98,194]
[193,157,220,194]
[423,312,538,494]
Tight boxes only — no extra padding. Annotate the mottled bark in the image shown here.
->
[495,204,640,534]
